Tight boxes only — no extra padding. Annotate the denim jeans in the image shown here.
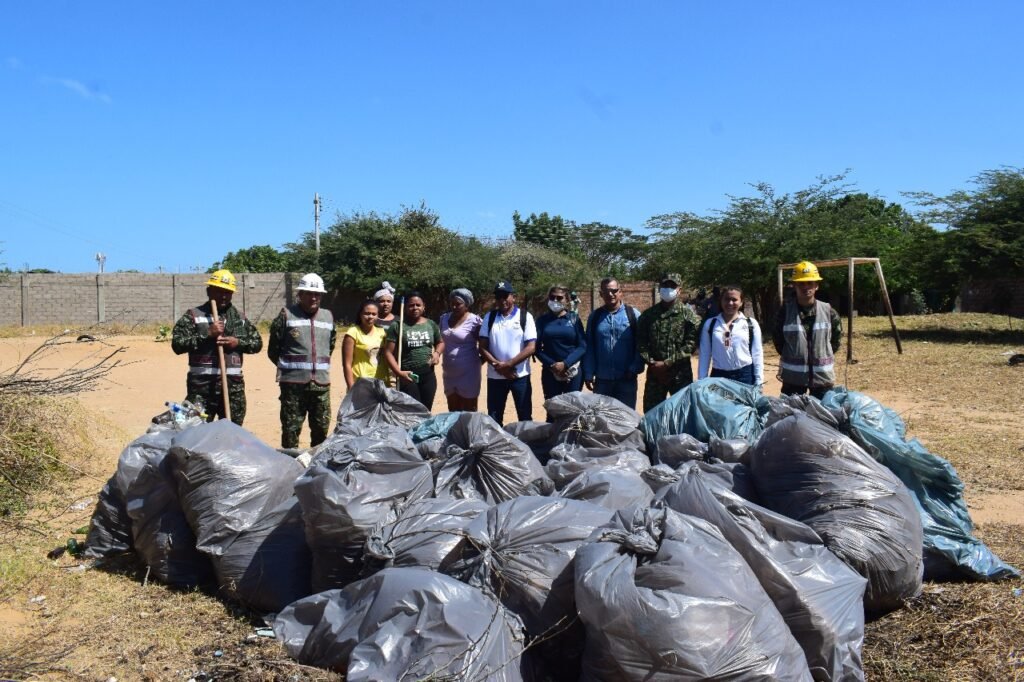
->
[487,375,533,426]
[593,375,638,410]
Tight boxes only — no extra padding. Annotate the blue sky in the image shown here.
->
[1,2,1021,273]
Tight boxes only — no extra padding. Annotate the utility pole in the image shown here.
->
[95,252,106,273]
[313,193,321,266]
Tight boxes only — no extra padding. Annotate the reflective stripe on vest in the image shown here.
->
[186,307,244,379]
[778,300,835,388]
[276,305,334,384]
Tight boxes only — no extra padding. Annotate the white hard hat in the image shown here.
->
[297,273,327,293]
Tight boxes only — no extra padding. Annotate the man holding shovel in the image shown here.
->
[171,269,263,425]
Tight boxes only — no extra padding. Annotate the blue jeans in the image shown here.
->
[487,375,533,426]
[594,376,638,410]
[710,364,755,386]
[540,366,583,401]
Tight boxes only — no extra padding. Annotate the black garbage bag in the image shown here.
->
[708,435,751,464]
[435,412,551,504]
[295,429,433,591]
[545,392,645,451]
[125,438,214,587]
[84,424,178,559]
[750,413,924,613]
[655,433,708,467]
[659,462,867,682]
[335,377,430,430]
[443,496,613,679]
[362,497,489,574]
[504,420,558,462]
[214,496,312,613]
[544,446,650,489]
[273,567,528,681]
[168,420,304,558]
[558,469,654,510]
[644,459,758,502]
[575,505,813,681]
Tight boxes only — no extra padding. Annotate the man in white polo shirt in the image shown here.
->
[478,280,537,426]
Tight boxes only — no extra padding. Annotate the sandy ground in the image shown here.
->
[1,333,1019,524]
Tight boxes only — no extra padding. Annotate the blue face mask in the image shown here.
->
[660,287,678,303]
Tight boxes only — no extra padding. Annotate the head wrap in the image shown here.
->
[449,287,474,307]
[373,281,395,301]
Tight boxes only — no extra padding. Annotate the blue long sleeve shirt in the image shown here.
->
[536,312,587,368]
[583,305,644,381]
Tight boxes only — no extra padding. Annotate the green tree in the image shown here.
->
[512,211,573,252]
[210,245,291,273]
[497,241,596,312]
[572,221,650,277]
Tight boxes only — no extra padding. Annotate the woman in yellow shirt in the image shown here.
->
[342,300,389,388]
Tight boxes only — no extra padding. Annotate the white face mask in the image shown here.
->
[660,287,678,303]
[547,300,565,314]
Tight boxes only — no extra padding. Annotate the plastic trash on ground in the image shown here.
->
[408,412,459,444]
[294,429,433,591]
[641,378,765,458]
[168,420,304,558]
[544,446,650,490]
[504,420,559,462]
[545,392,646,451]
[214,496,312,613]
[557,469,654,510]
[335,378,430,430]
[575,505,812,681]
[655,432,708,467]
[659,462,867,682]
[273,567,528,681]
[821,387,1019,582]
[443,496,614,678]
[750,412,924,613]
[435,412,551,504]
[362,497,489,574]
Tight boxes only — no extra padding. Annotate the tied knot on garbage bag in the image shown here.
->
[599,526,660,556]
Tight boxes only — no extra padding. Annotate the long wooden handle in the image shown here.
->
[210,299,232,421]
[397,296,405,370]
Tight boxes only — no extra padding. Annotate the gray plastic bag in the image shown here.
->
[750,413,924,613]
[575,505,812,681]
[362,497,489,574]
[273,567,528,681]
[168,420,304,558]
[659,462,867,682]
[435,412,551,504]
[544,446,650,489]
[336,377,430,430]
[655,432,708,467]
[558,469,654,510]
[443,496,613,679]
[504,420,559,461]
[214,496,312,613]
[295,429,433,591]
[545,392,646,451]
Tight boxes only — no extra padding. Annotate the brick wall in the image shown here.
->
[960,278,1024,317]
[0,273,297,327]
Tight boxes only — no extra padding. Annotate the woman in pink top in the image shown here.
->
[440,288,483,412]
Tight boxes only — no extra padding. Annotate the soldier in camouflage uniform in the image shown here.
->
[636,273,701,413]
[171,269,263,425]
[267,273,337,449]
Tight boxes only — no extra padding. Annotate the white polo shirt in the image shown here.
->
[479,307,537,379]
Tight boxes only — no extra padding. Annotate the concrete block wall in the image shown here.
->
[961,278,1024,317]
[0,272,296,327]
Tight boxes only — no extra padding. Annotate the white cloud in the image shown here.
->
[41,75,112,103]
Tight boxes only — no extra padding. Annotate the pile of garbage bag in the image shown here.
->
[81,384,1016,680]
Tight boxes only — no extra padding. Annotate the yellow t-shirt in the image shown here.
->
[345,324,389,381]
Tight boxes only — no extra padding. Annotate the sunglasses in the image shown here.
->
[495,292,511,299]
[548,295,565,301]
[602,288,620,295]
[723,320,737,348]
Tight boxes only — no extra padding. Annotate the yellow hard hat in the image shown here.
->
[206,269,237,292]
[791,261,823,283]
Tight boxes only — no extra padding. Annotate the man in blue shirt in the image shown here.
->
[582,277,644,409]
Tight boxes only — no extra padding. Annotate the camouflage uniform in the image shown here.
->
[637,300,701,413]
[268,306,337,449]
[171,302,263,426]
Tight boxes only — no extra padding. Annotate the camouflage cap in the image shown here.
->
[660,273,682,287]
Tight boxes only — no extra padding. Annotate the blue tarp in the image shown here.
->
[640,378,1018,582]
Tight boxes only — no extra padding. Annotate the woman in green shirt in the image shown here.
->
[382,291,443,409]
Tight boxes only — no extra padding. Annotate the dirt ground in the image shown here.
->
[1,330,1018,524]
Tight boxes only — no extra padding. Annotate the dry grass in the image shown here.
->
[0,312,1022,680]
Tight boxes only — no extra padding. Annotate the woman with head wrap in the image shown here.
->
[373,281,397,330]
[439,287,483,411]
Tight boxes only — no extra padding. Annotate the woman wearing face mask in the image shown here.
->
[382,291,444,409]
[342,299,389,389]
[697,284,764,388]
[536,284,587,400]
[439,288,483,412]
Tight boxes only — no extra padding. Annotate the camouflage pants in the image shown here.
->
[642,362,694,414]
[279,383,332,449]
[185,378,247,426]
